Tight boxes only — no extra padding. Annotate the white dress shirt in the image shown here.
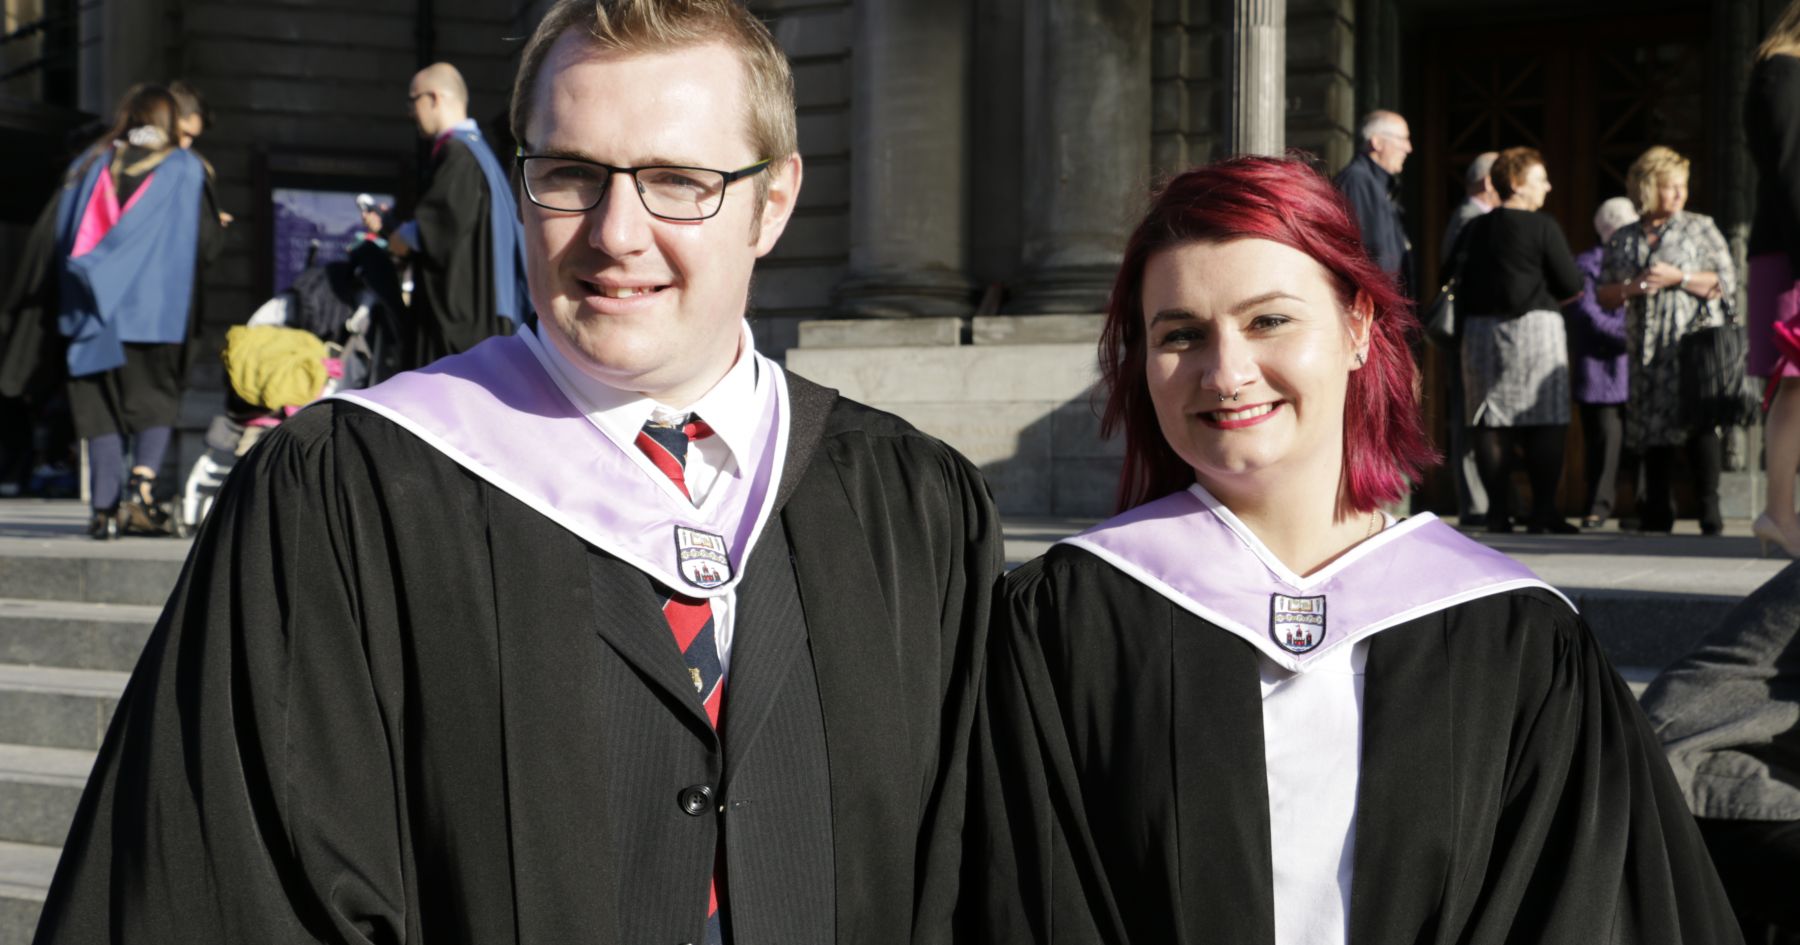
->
[533,320,766,679]
[1255,513,1395,945]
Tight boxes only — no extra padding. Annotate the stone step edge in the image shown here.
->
[0,744,95,788]
[0,598,162,624]
[0,664,129,699]
[0,838,59,899]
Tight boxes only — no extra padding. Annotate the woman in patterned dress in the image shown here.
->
[1597,146,1735,535]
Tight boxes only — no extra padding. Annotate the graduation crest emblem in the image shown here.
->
[675,526,731,589]
[1270,594,1326,653]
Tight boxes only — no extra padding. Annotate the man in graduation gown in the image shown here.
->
[392,61,529,366]
[32,3,1001,943]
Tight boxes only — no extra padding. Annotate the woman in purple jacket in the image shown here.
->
[1565,197,1638,529]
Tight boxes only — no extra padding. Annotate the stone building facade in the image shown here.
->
[0,0,1781,515]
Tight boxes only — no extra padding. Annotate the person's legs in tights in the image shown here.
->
[1521,424,1571,530]
[129,425,172,504]
[1640,445,1677,533]
[87,433,124,512]
[1580,403,1623,524]
[1472,426,1513,530]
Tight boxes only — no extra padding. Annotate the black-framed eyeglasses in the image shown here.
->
[516,150,771,221]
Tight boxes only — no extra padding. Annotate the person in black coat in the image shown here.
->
[968,155,1737,945]
[1334,109,1414,295]
[390,61,528,366]
[1454,147,1585,533]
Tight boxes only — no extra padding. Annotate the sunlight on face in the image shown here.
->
[519,33,802,407]
[1141,238,1366,504]
[1514,162,1551,211]
[1655,172,1688,217]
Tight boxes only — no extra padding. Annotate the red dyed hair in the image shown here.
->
[1100,154,1438,514]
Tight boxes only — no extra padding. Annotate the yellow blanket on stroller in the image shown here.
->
[222,325,329,410]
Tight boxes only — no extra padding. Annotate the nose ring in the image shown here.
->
[1218,389,1241,403]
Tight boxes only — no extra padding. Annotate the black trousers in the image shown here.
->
[1697,817,1800,941]
[1578,403,1623,521]
[1639,428,1723,533]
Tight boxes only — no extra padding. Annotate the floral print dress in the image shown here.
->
[1600,210,1736,448]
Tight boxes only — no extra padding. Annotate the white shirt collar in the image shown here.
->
[533,319,764,467]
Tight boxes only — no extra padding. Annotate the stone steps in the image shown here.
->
[0,550,185,608]
[0,664,128,752]
[0,839,57,945]
[0,599,158,674]
[0,746,93,848]
[0,507,184,940]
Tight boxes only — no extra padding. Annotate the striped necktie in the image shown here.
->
[635,415,725,945]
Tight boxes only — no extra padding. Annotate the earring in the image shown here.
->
[1355,352,1366,367]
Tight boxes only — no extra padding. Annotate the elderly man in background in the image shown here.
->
[1335,108,1415,295]
[391,61,530,365]
[1442,150,1499,260]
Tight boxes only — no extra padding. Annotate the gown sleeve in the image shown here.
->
[411,143,482,270]
[966,558,1129,945]
[1447,593,1741,945]
[32,407,409,944]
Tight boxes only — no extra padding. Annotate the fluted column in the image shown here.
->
[835,0,975,318]
[1228,0,1286,156]
[1006,0,1152,314]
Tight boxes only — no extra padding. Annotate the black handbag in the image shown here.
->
[1425,219,1476,347]
[1678,302,1760,429]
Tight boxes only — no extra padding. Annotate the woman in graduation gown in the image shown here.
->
[969,155,1739,945]
[53,84,223,538]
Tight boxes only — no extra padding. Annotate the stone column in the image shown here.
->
[1228,0,1286,156]
[835,0,975,318]
[1007,0,1152,315]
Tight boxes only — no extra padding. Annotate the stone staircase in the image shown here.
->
[0,506,183,944]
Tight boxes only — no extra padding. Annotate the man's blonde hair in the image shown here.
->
[510,0,797,211]
[1627,146,1691,215]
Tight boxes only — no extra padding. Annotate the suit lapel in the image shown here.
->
[1348,618,1456,945]
[586,555,717,738]
[718,522,807,788]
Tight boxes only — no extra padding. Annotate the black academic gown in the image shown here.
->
[410,137,513,366]
[970,544,1741,945]
[32,375,1001,945]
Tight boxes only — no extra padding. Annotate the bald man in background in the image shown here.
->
[393,62,531,365]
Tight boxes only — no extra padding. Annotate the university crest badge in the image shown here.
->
[1270,594,1326,653]
[674,526,732,590]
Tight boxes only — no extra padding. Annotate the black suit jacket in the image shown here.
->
[33,374,1003,945]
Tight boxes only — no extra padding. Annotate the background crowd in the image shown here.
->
[1334,14,1797,554]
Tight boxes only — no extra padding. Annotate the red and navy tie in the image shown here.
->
[636,416,725,945]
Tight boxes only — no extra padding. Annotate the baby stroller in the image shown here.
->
[172,244,398,537]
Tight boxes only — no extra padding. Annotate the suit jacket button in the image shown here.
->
[679,785,712,816]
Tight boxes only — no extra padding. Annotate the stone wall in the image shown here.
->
[746,0,853,357]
